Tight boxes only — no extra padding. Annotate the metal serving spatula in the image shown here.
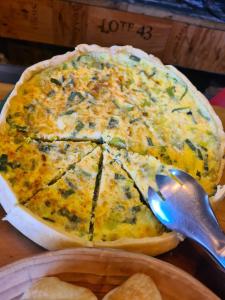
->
[148,169,225,271]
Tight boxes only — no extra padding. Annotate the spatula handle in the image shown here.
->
[200,246,225,271]
[190,209,225,271]
[202,237,225,271]
[212,250,225,270]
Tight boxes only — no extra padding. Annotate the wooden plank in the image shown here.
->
[163,22,225,73]
[77,0,225,31]
[85,6,172,57]
[0,0,225,73]
[0,83,13,100]
[52,1,87,46]
[0,0,53,44]
[0,0,86,46]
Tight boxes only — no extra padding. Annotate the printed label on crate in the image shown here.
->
[85,7,172,55]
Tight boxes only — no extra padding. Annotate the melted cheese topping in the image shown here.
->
[26,147,101,239]
[93,151,164,241]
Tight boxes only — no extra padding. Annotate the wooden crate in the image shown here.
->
[0,0,225,73]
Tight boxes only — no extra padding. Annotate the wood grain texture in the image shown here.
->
[76,0,225,31]
[0,83,12,100]
[85,6,172,57]
[0,0,86,46]
[163,22,225,73]
[0,0,225,73]
[0,248,219,300]
[0,208,44,268]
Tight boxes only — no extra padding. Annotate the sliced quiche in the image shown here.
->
[107,146,169,199]
[24,147,101,242]
[93,151,165,241]
[0,131,95,211]
[5,146,101,249]
[0,44,224,255]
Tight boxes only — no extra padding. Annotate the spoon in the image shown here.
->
[147,168,225,271]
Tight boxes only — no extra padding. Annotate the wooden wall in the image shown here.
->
[0,0,225,73]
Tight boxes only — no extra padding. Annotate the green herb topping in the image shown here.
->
[147,137,154,146]
[114,173,126,180]
[59,188,75,198]
[58,208,80,223]
[50,78,62,86]
[185,139,196,152]
[110,137,127,149]
[75,120,84,132]
[129,55,141,62]
[166,86,175,98]
[0,154,8,172]
[108,117,119,129]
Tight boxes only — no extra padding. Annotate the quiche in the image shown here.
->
[0,44,224,255]
[107,146,170,199]
[23,147,101,247]
[0,130,95,212]
[93,151,178,255]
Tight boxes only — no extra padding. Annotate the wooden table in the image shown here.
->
[0,82,225,297]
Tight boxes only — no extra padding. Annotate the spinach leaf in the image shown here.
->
[38,144,53,153]
[114,173,126,180]
[185,139,196,152]
[108,117,119,129]
[50,78,62,86]
[129,55,140,62]
[59,188,75,198]
[166,86,175,98]
[75,120,84,132]
[146,137,154,146]
[58,208,80,223]
[0,154,8,172]
[110,137,126,149]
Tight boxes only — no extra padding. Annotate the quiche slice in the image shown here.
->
[0,132,96,212]
[108,147,169,200]
[5,147,101,249]
[93,151,179,255]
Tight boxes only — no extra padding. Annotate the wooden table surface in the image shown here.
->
[0,82,225,297]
